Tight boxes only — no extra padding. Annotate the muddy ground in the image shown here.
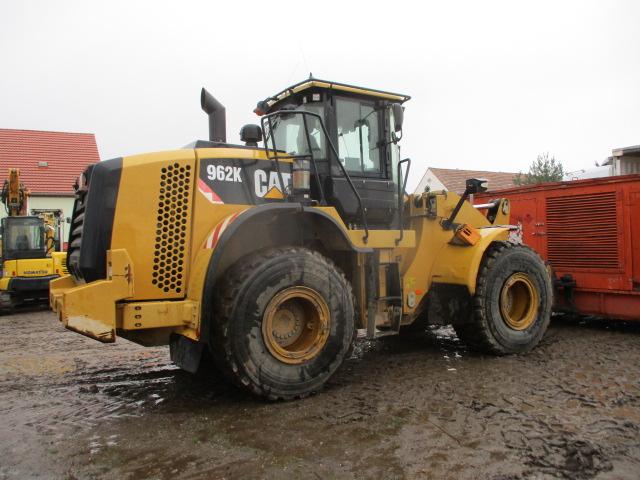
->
[1,309,639,480]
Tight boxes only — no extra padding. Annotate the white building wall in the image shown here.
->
[27,196,74,220]
[414,168,448,194]
[0,195,74,246]
[615,157,640,176]
[0,195,74,220]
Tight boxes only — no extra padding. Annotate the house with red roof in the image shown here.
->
[0,129,100,230]
[414,167,517,195]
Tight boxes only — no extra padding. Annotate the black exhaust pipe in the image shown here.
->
[200,88,226,143]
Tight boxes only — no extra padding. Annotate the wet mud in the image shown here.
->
[1,310,639,479]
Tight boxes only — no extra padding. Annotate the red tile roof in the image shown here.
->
[429,167,518,194]
[0,129,99,196]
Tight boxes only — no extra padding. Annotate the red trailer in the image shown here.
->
[474,174,640,320]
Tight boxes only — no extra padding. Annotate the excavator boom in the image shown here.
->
[1,168,30,217]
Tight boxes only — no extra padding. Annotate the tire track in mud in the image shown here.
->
[1,311,639,479]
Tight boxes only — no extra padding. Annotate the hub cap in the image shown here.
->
[262,287,330,364]
[499,273,539,331]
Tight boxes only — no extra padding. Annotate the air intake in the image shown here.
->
[152,162,192,293]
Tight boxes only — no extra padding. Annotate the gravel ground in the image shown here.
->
[1,308,639,480]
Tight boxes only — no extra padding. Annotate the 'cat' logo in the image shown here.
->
[254,170,291,199]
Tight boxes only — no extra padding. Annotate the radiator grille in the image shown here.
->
[546,191,620,269]
[67,168,90,281]
[151,162,192,293]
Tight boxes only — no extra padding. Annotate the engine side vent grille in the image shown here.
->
[546,191,620,269]
[152,162,192,293]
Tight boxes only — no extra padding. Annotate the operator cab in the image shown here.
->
[255,78,410,229]
[0,216,47,260]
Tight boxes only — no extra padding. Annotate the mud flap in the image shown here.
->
[169,334,205,373]
[429,283,473,325]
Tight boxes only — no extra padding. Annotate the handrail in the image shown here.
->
[301,113,327,205]
[264,115,289,200]
[395,158,411,245]
[261,110,369,243]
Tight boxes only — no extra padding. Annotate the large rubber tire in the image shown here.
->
[211,247,356,400]
[453,241,552,355]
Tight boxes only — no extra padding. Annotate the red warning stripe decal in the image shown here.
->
[204,210,246,250]
[198,178,223,204]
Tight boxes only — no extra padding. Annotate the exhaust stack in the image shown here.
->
[200,88,226,143]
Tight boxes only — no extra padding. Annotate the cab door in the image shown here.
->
[328,96,397,227]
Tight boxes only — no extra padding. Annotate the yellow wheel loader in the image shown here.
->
[0,169,67,311]
[50,78,552,399]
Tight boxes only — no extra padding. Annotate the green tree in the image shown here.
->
[514,152,564,185]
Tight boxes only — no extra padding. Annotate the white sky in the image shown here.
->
[2,0,639,190]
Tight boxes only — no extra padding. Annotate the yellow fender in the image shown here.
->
[430,227,510,295]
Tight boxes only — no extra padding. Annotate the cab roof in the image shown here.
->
[256,77,411,115]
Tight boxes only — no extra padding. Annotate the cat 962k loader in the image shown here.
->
[50,78,552,399]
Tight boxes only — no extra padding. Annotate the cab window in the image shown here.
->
[336,98,381,175]
[270,104,326,159]
[1,217,45,260]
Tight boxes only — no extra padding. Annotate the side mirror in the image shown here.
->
[465,178,489,194]
[442,178,489,230]
[391,103,404,132]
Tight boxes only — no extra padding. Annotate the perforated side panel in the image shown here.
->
[152,162,192,293]
[546,191,620,269]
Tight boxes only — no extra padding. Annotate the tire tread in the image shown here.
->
[452,241,551,355]
[211,247,356,400]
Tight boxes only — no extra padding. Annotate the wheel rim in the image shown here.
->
[499,273,539,331]
[262,286,330,365]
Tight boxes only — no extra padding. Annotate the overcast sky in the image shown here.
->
[2,0,639,190]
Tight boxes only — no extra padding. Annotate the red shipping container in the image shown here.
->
[475,174,640,320]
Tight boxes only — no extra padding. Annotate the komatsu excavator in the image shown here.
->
[0,169,67,311]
